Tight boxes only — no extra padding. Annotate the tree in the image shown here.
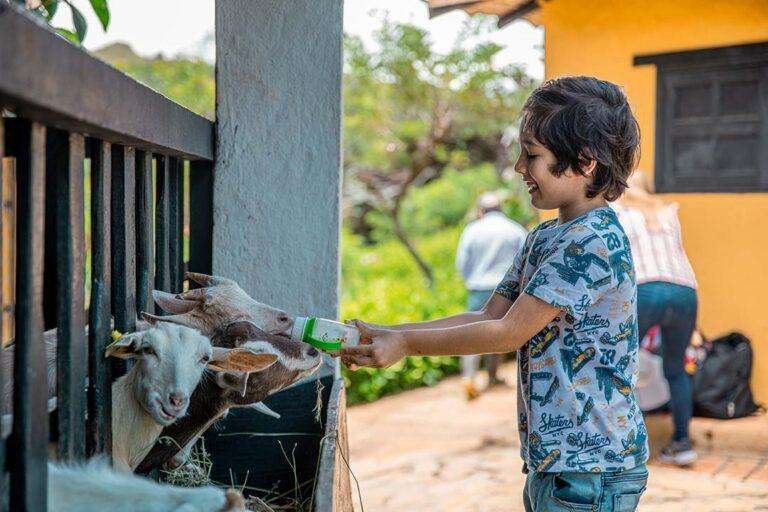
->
[344,17,535,285]
[23,0,110,44]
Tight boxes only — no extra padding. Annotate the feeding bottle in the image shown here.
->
[291,317,360,351]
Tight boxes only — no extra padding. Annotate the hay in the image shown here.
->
[160,438,214,488]
[313,378,324,424]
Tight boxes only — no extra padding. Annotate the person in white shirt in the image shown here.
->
[455,192,527,399]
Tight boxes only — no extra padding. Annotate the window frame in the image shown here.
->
[635,42,768,193]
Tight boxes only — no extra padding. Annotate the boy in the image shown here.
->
[340,76,649,511]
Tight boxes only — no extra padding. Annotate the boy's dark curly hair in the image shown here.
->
[521,76,640,202]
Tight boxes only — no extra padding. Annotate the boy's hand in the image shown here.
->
[340,320,408,368]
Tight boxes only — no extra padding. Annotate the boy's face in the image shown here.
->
[514,134,594,211]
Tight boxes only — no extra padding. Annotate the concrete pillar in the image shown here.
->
[214,0,343,320]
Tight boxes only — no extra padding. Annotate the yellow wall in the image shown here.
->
[539,0,768,401]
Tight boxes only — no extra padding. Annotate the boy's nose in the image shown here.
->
[513,153,526,174]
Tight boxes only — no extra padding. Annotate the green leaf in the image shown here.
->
[43,0,58,20]
[55,27,79,44]
[70,3,87,43]
[89,0,109,31]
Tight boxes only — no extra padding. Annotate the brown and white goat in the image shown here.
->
[144,272,294,337]
[136,320,322,474]
[48,323,275,512]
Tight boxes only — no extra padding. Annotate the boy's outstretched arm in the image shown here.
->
[341,293,559,368]
[353,292,514,332]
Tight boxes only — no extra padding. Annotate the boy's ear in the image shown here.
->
[579,152,597,176]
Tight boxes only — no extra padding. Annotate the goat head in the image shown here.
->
[143,272,293,337]
[135,320,321,474]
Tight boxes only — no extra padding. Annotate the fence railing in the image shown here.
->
[0,4,215,510]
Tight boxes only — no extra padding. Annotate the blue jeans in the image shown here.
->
[523,465,648,512]
[637,281,698,441]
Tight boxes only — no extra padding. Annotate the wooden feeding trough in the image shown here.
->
[203,365,352,511]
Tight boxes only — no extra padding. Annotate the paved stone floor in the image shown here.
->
[347,364,768,511]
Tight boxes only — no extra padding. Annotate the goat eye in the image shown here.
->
[141,346,157,357]
[200,355,210,364]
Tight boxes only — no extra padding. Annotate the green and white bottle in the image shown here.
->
[290,317,360,351]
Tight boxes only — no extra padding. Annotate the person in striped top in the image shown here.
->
[613,172,699,467]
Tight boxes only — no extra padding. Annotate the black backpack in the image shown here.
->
[692,332,761,419]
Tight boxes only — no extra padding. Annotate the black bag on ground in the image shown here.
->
[693,332,760,419]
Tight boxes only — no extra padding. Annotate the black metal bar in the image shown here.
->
[168,157,184,292]
[0,116,6,511]
[49,130,87,461]
[135,150,154,314]
[154,155,170,293]
[110,145,136,335]
[188,160,214,277]
[6,119,47,512]
[86,139,112,457]
[0,4,214,160]
[42,134,58,331]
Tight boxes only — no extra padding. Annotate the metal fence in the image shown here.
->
[0,4,214,510]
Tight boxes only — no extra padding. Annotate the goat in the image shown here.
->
[143,272,294,337]
[106,322,279,472]
[136,320,322,474]
[48,323,276,511]
[48,458,247,512]
[1,270,291,432]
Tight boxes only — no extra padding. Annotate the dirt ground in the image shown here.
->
[347,363,768,512]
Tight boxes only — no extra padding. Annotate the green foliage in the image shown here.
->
[340,227,466,404]
[344,18,532,178]
[33,0,111,44]
[88,0,109,30]
[359,164,536,242]
[94,45,215,119]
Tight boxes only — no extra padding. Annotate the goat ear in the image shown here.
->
[214,371,249,396]
[152,290,198,314]
[208,348,278,373]
[105,332,144,359]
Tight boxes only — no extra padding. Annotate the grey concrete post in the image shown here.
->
[214,0,343,320]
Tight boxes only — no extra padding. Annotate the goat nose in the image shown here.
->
[168,392,187,409]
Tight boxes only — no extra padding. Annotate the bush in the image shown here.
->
[340,228,466,404]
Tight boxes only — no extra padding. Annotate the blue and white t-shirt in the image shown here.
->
[495,206,648,473]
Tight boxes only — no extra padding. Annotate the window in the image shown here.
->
[635,42,768,193]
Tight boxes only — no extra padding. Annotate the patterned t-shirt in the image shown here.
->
[495,206,648,473]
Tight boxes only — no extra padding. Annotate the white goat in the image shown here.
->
[48,323,276,511]
[108,323,217,472]
[48,458,246,512]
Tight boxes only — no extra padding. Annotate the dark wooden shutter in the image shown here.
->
[636,42,768,193]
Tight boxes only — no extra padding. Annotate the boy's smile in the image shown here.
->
[515,134,606,222]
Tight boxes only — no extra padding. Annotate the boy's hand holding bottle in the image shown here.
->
[339,320,408,369]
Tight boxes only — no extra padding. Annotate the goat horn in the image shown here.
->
[176,288,207,302]
[246,401,281,419]
[152,290,199,314]
[185,272,236,287]
[141,313,191,329]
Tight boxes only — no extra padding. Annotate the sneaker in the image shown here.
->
[659,438,697,466]
[462,379,480,401]
[487,376,507,388]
